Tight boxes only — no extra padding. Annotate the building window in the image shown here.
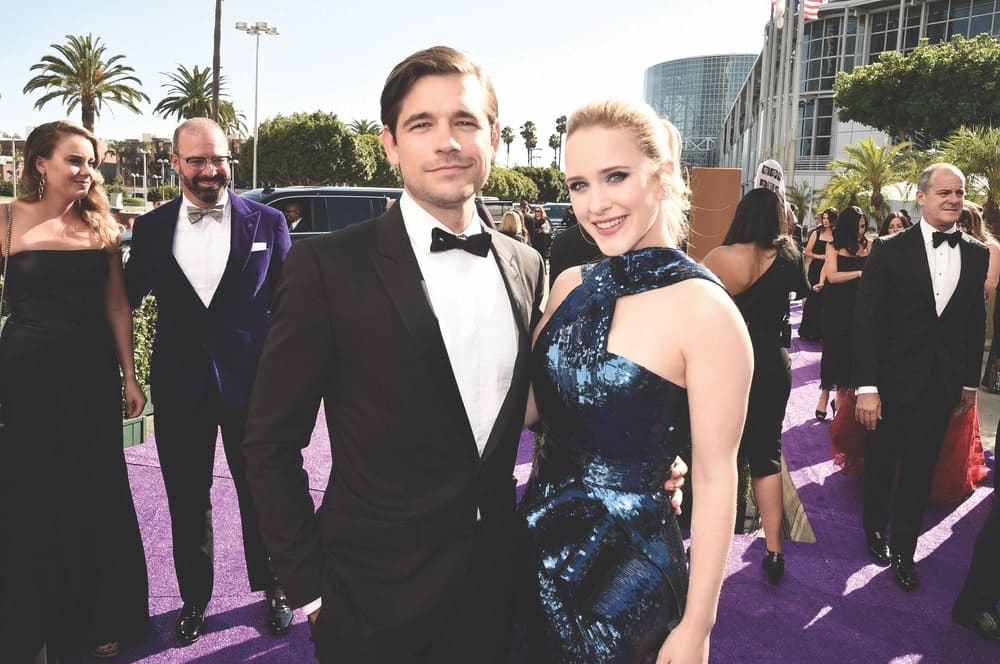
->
[802,17,843,93]
[797,97,835,158]
[868,9,900,59]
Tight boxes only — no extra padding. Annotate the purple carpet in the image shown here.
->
[110,303,996,663]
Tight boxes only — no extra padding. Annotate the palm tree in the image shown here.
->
[520,121,538,167]
[347,119,382,135]
[23,34,149,132]
[818,169,868,214]
[555,115,567,166]
[827,137,911,218]
[501,126,515,166]
[785,180,813,224]
[943,126,1000,231]
[153,65,247,138]
[212,0,223,122]
[548,134,561,168]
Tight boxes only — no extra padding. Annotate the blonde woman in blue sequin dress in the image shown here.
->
[518,100,752,663]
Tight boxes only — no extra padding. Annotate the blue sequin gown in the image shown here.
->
[519,247,722,663]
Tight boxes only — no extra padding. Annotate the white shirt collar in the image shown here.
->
[399,191,482,256]
[919,217,957,244]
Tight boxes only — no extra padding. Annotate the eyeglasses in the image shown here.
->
[177,155,231,170]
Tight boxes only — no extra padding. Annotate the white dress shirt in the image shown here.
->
[857,218,968,395]
[173,191,231,307]
[399,192,518,454]
[299,192,519,618]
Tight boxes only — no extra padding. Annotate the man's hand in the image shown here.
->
[954,390,977,417]
[855,393,881,431]
[663,456,688,515]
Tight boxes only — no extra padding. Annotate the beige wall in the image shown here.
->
[687,167,742,262]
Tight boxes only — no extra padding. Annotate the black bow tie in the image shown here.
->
[932,231,961,248]
[430,227,492,257]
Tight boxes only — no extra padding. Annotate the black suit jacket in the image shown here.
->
[853,224,988,405]
[242,204,545,657]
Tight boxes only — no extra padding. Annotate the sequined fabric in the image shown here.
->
[519,247,722,663]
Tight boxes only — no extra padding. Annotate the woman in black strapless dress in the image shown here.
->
[799,208,836,342]
[0,122,149,663]
[818,206,871,419]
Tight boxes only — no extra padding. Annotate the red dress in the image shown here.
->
[829,388,988,504]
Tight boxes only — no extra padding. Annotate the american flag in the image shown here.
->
[799,0,829,21]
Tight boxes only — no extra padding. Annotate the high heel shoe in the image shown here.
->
[762,550,785,584]
[831,400,837,417]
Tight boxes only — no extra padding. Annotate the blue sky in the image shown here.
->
[1,0,771,166]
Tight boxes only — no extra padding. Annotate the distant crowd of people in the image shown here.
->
[1,42,998,664]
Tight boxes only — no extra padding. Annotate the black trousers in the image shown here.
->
[154,388,271,605]
[955,471,1000,612]
[312,522,514,664]
[862,381,952,560]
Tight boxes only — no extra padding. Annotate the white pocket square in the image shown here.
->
[251,242,268,252]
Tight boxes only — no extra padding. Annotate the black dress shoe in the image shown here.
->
[815,409,827,421]
[952,606,1000,642]
[891,555,919,591]
[865,531,892,567]
[176,602,207,645]
[761,550,785,584]
[266,583,294,635]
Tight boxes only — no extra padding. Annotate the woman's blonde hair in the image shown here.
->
[18,120,120,250]
[499,210,525,236]
[961,201,997,246]
[567,99,689,243]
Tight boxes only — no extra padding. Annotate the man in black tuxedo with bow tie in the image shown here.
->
[242,47,546,662]
[854,163,988,591]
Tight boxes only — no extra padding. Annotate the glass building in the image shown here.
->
[644,54,757,169]
[720,0,1000,193]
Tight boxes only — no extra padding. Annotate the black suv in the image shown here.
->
[241,186,403,241]
[242,185,502,240]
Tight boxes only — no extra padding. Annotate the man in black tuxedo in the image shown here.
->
[242,47,546,662]
[952,473,1000,641]
[854,163,988,591]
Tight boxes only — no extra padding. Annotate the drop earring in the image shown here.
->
[39,173,46,200]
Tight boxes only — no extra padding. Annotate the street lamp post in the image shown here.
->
[157,158,169,186]
[235,20,279,190]
[1,132,16,197]
[131,173,140,197]
[138,149,149,204]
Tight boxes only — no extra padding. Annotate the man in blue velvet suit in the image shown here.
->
[124,118,292,645]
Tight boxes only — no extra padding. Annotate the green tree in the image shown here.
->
[23,34,149,132]
[554,115,567,165]
[520,121,538,166]
[153,65,247,137]
[355,132,402,187]
[483,165,538,202]
[834,34,1000,144]
[548,134,561,168]
[239,111,372,186]
[817,169,867,214]
[347,118,382,135]
[511,166,568,203]
[826,138,911,218]
[500,126,515,166]
[943,125,1000,231]
[786,180,813,224]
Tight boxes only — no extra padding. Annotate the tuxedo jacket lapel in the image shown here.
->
[901,225,937,313]
[372,206,478,458]
[210,192,261,307]
[150,198,207,308]
[480,226,535,461]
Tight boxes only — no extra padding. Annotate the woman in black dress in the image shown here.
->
[817,206,870,420]
[704,188,809,583]
[799,207,836,341]
[0,121,149,662]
